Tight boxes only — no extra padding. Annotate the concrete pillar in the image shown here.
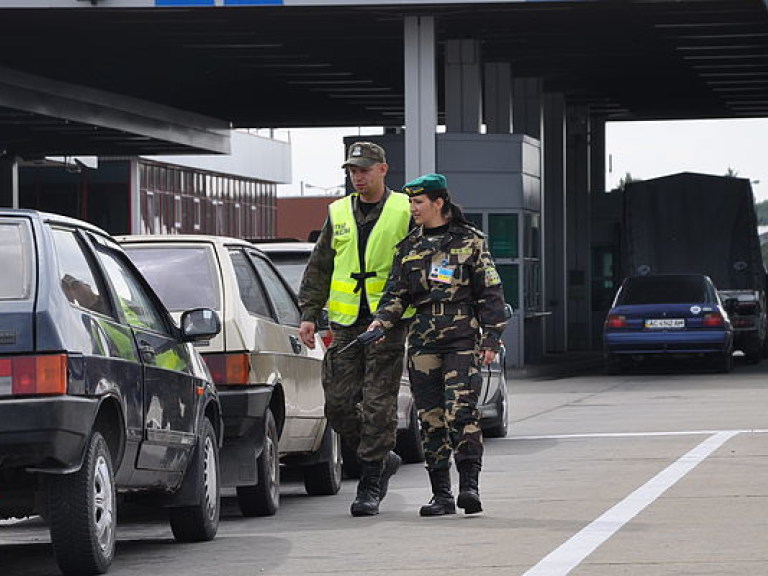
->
[0,154,20,208]
[565,105,592,350]
[444,39,482,134]
[130,158,141,234]
[588,116,608,345]
[591,117,606,195]
[404,16,437,181]
[513,77,543,139]
[543,93,567,352]
[484,62,512,134]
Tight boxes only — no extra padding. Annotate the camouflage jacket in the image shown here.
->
[375,221,508,352]
[297,188,409,325]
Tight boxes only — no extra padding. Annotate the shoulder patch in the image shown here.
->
[484,266,502,287]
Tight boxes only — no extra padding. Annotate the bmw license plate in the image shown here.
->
[645,318,685,329]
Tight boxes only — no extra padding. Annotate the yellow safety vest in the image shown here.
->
[327,192,414,326]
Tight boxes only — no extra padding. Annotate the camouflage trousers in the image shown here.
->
[322,319,406,463]
[408,349,483,471]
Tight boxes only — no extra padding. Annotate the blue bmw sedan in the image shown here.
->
[603,274,733,374]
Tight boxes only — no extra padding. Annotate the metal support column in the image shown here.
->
[513,77,543,139]
[543,93,568,352]
[484,62,512,134]
[0,154,20,208]
[565,105,593,350]
[404,15,437,181]
[444,39,482,134]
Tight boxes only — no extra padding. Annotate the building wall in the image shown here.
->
[276,196,337,241]
[136,159,276,238]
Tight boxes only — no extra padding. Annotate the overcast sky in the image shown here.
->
[275,118,768,202]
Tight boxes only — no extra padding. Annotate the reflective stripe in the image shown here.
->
[330,279,357,294]
[327,300,359,317]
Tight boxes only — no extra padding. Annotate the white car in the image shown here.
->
[118,235,342,517]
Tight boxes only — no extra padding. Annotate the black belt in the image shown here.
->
[350,271,376,294]
[417,302,473,316]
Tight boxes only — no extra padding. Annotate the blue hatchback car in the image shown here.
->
[603,274,733,373]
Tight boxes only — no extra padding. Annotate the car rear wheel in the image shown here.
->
[303,424,343,496]
[48,431,116,576]
[604,353,624,375]
[237,408,280,516]
[743,334,763,364]
[169,417,220,542]
[396,403,425,462]
[715,351,733,373]
[483,377,509,439]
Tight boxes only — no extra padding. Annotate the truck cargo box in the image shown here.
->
[623,172,766,291]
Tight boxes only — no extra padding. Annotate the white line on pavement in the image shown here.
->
[506,428,768,441]
[521,430,741,576]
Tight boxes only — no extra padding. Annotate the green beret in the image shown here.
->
[403,173,448,197]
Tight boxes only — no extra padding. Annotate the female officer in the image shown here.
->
[368,173,508,516]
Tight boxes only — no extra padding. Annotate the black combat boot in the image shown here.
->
[419,468,456,517]
[378,451,402,501]
[350,461,383,517]
[456,461,483,514]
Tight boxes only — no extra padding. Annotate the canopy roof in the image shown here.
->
[0,0,766,155]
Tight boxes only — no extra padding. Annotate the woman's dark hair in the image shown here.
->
[424,188,471,226]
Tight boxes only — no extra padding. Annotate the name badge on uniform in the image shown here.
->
[429,264,455,284]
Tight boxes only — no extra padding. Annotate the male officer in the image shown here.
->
[298,141,413,516]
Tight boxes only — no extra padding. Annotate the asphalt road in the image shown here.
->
[3,357,767,576]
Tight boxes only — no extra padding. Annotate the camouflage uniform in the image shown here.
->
[375,221,507,472]
[298,189,408,463]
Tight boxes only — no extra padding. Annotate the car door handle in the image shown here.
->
[138,340,156,363]
[289,335,302,354]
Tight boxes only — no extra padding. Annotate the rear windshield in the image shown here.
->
[618,276,709,305]
[263,253,309,292]
[0,220,34,300]
[124,245,221,312]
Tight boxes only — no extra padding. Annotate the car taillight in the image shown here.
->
[703,313,725,327]
[321,329,334,348]
[735,302,757,315]
[0,354,68,395]
[203,353,251,386]
[606,314,627,329]
[730,314,754,328]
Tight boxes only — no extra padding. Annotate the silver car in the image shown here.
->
[255,241,510,463]
[118,235,342,517]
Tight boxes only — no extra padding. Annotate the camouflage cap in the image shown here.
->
[342,141,386,168]
[403,173,448,197]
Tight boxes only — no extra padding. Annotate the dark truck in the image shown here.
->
[622,172,767,363]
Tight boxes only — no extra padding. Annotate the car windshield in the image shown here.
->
[0,220,34,300]
[618,276,708,305]
[123,245,221,312]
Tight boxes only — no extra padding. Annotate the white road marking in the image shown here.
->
[506,428,768,441]
[521,430,741,576]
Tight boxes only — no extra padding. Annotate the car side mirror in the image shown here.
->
[504,303,514,320]
[180,308,221,341]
